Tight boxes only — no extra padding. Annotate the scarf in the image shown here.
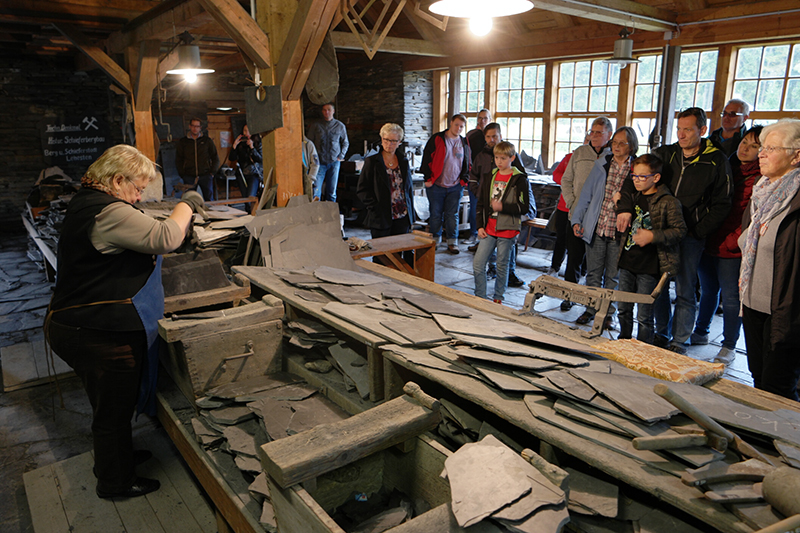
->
[80,174,122,199]
[739,166,800,303]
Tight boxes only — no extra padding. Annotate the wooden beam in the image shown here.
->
[710,44,735,131]
[54,23,132,94]
[195,0,271,69]
[134,109,157,161]
[107,1,213,54]
[675,0,799,24]
[331,31,445,57]
[135,40,161,112]
[541,61,557,168]
[402,0,446,42]
[276,0,339,101]
[533,0,677,32]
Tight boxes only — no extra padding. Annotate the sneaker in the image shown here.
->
[560,300,573,311]
[603,316,615,331]
[463,235,478,245]
[713,347,736,366]
[447,244,460,255]
[690,332,709,345]
[546,268,559,277]
[467,243,479,252]
[487,265,497,279]
[508,273,525,287]
[493,298,503,304]
[576,311,594,325]
[667,342,688,355]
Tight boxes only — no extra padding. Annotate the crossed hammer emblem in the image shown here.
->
[82,116,98,131]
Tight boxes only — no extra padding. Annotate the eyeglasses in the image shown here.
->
[611,141,629,147]
[631,173,657,181]
[126,178,146,194]
[589,130,606,135]
[382,138,402,144]
[759,145,797,155]
[720,112,744,118]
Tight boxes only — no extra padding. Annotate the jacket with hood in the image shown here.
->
[476,166,530,233]
[571,153,633,245]
[420,130,470,187]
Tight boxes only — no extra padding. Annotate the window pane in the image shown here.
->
[467,70,479,91]
[555,142,571,162]
[633,118,654,149]
[679,52,699,82]
[592,62,608,85]
[477,93,485,110]
[761,45,790,78]
[560,63,574,86]
[510,67,523,89]
[507,117,521,141]
[698,51,718,80]
[573,87,588,111]
[508,90,522,112]
[460,71,468,88]
[556,118,571,141]
[695,82,714,111]
[523,66,538,88]
[534,118,543,139]
[785,79,800,111]
[496,117,508,132]
[634,85,653,111]
[756,79,785,111]
[535,89,544,112]
[537,65,546,87]
[733,80,758,105]
[790,46,800,77]
[533,141,542,158]
[558,88,573,111]
[575,62,591,86]
[466,118,476,131]
[520,141,533,157]
[570,119,586,142]
[736,47,762,79]
[467,92,479,112]
[498,68,510,90]
[497,91,509,112]
[608,63,621,85]
[521,117,534,139]
[676,83,695,110]
[522,90,536,112]
[480,69,486,86]
[606,86,619,111]
[589,87,605,112]
[637,56,657,83]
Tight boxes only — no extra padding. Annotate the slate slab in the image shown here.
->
[385,292,472,318]
[469,362,542,393]
[328,342,370,399]
[293,288,334,303]
[322,302,408,345]
[775,440,800,468]
[207,406,255,425]
[455,346,560,372]
[381,316,449,345]
[383,345,480,377]
[223,425,258,457]
[452,333,590,367]
[207,373,305,399]
[314,265,385,285]
[565,467,619,517]
[319,283,377,304]
[547,370,597,402]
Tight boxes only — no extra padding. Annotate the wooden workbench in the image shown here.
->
[349,231,436,281]
[233,261,799,533]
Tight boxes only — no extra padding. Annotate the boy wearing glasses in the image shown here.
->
[616,154,687,343]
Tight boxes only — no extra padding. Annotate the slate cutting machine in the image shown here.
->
[521,272,669,338]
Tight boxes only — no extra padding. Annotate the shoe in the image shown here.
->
[576,311,593,325]
[713,347,736,366]
[463,235,478,245]
[447,244,460,255]
[546,268,558,277]
[493,298,503,304]
[667,342,688,355]
[603,316,615,331]
[487,265,497,279]
[690,332,709,345]
[467,243,479,252]
[653,336,670,349]
[93,450,153,478]
[508,273,525,288]
[96,477,160,499]
[560,300,573,311]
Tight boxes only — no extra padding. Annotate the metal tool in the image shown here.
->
[521,272,669,337]
[653,383,776,466]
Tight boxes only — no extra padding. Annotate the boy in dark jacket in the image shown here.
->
[473,142,530,303]
[617,154,687,343]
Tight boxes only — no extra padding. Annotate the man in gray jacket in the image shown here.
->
[307,103,349,202]
[558,116,613,310]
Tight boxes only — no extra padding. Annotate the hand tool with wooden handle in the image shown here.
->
[633,434,709,450]
[653,383,776,466]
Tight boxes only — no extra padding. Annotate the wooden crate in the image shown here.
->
[267,433,453,533]
[158,297,284,402]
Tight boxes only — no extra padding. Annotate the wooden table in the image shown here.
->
[349,231,436,281]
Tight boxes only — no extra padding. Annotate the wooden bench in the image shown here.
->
[521,217,551,251]
[350,230,437,281]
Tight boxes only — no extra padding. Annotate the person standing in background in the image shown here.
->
[307,103,349,202]
[710,99,750,157]
[175,117,220,201]
[228,124,262,198]
[464,109,492,245]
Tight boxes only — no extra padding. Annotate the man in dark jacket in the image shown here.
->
[420,114,471,255]
[175,117,220,201]
[617,107,732,353]
[710,99,750,157]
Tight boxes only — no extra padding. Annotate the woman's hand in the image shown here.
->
[572,224,584,238]
[477,228,487,239]
[617,212,632,232]
[612,191,622,205]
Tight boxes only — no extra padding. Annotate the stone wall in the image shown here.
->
[0,56,121,234]
[403,70,433,153]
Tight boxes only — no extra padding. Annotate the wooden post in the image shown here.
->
[541,60,557,168]
[711,44,735,131]
[654,44,681,147]
[447,65,461,118]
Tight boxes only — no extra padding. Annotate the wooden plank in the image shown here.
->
[23,464,70,533]
[21,214,57,270]
[134,40,161,113]
[331,31,446,56]
[156,393,263,533]
[259,393,441,488]
[195,0,271,69]
[267,477,345,533]
[533,0,677,31]
[135,455,207,532]
[52,453,127,532]
[113,484,167,533]
[163,275,251,314]
[159,298,283,343]
[54,24,133,93]
[1,341,39,390]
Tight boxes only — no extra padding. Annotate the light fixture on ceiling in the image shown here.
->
[166,32,215,83]
[429,0,533,36]
[604,28,641,68]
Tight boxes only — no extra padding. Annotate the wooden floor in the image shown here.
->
[23,429,217,533]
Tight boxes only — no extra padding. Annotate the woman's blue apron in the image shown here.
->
[131,255,164,416]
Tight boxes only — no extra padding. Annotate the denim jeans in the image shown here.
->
[314,161,341,202]
[473,234,514,301]
[584,234,620,316]
[489,242,517,273]
[618,269,658,343]
[695,254,742,349]
[654,234,705,345]
[182,173,215,201]
[468,189,478,237]
[426,183,462,244]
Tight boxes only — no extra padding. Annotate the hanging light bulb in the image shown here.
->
[166,32,215,81]
[469,17,493,36]
[183,72,198,83]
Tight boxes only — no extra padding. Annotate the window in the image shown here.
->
[494,65,546,159]
[553,60,619,162]
[444,69,486,131]
[733,43,800,120]
[632,54,662,149]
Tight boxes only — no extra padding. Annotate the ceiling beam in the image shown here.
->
[107,0,213,53]
[195,0,271,69]
[134,39,160,112]
[276,0,340,101]
[54,23,133,93]
[675,0,800,24]
[532,0,677,32]
[331,30,446,56]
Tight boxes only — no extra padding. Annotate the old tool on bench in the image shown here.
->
[654,383,776,466]
[632,432,728,452]
[521,272,669,338]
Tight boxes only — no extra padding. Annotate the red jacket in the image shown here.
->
[420,130,471,187]
[705,158,760,258]
[552,153,572,212]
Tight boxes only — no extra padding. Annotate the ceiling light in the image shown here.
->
[216,107,233,111]
[603,28,640,68]
[429,0,532,36]
[166,32,214,82]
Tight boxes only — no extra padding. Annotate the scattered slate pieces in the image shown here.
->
[565,467,619,517]
[351,505,411,533]
[385,291,472,318]
[249,472,271,501]
[239,383,318,403]
[322,302,408,345]
[314,266,385,285]
[470,361,542,392]
[452,333,590,367]
[432,313,532,339]
[510,328,609,356]
[427,345,486,377]
[552,400,631,438]
[207,406,255,425]
[191,418,224,447]
[275,271,320,285]
[206,373,305,400]
[328,342,370,399]
[304,360,333,373]
[223,425,258,457]
[381,316,449,345]
[546,370,597,402]
[294,288,334,303]
[234,454,263,474]
[260,501,277,532]
[286,318,334,337]
[383,345,480,377]
[455,346,560,372]
[195,396,227,409]
[775,440,800,468]
[249,395,350,440]
[319,283,377,304]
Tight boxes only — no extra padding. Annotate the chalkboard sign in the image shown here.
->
[40,115,110,167]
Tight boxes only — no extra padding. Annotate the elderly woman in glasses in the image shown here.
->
[46,145,205,499]
[570,126,638,330]
[739,119,800,401]
[357,123,415,239]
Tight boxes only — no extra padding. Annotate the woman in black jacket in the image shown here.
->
[356,123,415,238]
